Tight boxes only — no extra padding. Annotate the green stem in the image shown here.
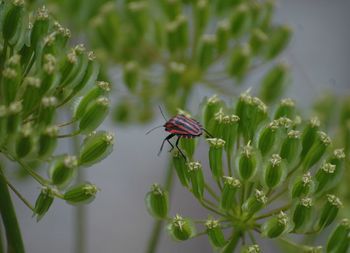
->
[255,203,291,220]
[204,183,220,202]
[222,230,242,253]
[0,167,25,253]
[5,180,34,212]
[0,224,4,253]
[145,158,175,253]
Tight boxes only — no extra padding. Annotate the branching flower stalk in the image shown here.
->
[0,1,113,252]
[146,93,349,252]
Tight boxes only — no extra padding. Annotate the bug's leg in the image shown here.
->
[158,133,175,156]
[175,136,187,160]
[167,138,175,152]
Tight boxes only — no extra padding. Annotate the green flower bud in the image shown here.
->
[127,1,148,37]
[2,65,21,105]
[15,124,33,158]
[265,25,292,59]
[315,162,336,194]
[262,211,289,238]
[260,63,289,104]
[197,34,216,71]
[187,162,205,200]
[236,92,268,142]
[168,214,195,241]
[40,54,58,95]
[302,131,331,171]
[326,149,346,185]
[49,155,78,187]
[38,126,58,158]
[236,143,257,181]
[317,194,342,230]
[162,0,181,19]
[263,154,286,189]
[292,197,313,233]
[123,61,139,92]
[290,172,314,199]
[327,219,350,253]
[145,184,169,219]
[258,120,279,157]
[2,0,25,44]
[213,112,240,154]
[79,97,110,134]
[34,187,54,221]
[202,95,223,131]
[220,176,241,211]
[173,150,190,187]
[230,4,251,37]
[228,44,251,80]
[275,98,296,119]
[6,101,22,135]
[166,19,185,53]
[301,117,320,157]
[280,130,301,164]
[79,131,114,167]
[38,96,57,127]
[205,218,226,248]
[249,29,268,55]
[22,77,42,115]
[74,81,111,120]
[242,189,267,218]
[176,15,189,50]
[166,62,185,94]
[216,20,230,54]
[30,6,49,51]
[207,138,225,179]
[241,244,261,253]
[194,0,209,35]
[260,0,275,29]
[64,183,99,205]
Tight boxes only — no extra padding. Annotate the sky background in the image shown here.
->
[6,0,350,252]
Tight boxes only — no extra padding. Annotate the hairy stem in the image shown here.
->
[0,167,25,253]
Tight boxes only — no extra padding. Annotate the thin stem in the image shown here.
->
[57,119,76,128]
[204,183,219,202]
[267,187,288,205]
[145,158,175,253]
[1,150,50,186]
[278,237,316,251]
[57,131,79,138]
[222,230,241,253]
[6,179,34,212]
[248,230,256,244]
[199,199,226,217]
[255,203,291,220]
[227,152,232,177]
[0,167,25,253]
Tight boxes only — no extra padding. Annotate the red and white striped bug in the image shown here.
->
[147,107,213,160]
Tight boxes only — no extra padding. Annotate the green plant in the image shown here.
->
[0,1,113,252]
[146,92,349,252]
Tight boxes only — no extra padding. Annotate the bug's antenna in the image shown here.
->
[203,128,214,138]
[146,125,163,135]
[158,105,168,121]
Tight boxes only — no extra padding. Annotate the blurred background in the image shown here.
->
[8,0,350,252]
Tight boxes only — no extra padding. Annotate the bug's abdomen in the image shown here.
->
[164,115,203,137]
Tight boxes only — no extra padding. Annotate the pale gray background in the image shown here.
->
[7,0,350,252]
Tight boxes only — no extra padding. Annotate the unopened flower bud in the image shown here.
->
[207,138,225,179]
[241,244,261,253]
[197,34,216,71]
[187,162,205,200]
[15,124,33,158]
[327,219,350,253]
[228,44,251,80]
[194,0,209,35]
[49,155,78,187]
[145,184,169,219]
[166,62,185,94]
[260,63,289,104]
[2,0,25,44]
[79,97,110,134]
[205,218,226,248]
[280,130,301,164]
[249,29,268,55]
[172,150,190,187]
[258,120,279,157]
[168,215,195,241]
[301,117,320,157]
[216,20,230,54]
[265,25,292,59]
[220,176,241,211]
[123,61,139,92]
[275,98,296,119]
[236,143,257,181]
[242,189,267,218]
[30,6,50,50]
[38,126,58,158]
[230,4,251,37]
[290,172,314,199]
[64,183,99,205]
[38,96,57,127]
[6,101,22,135]
[292,197,313,232]
[317,194,342,230]
[34,187,54,221]
[263,154,286,189]
[262,211,289,238]
[79,131,114,167]
[202,95,223,131]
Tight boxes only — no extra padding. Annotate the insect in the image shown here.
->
[147,107,213,160]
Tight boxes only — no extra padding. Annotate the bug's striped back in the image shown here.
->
[164,114,203,137]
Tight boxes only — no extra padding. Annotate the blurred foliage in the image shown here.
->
[0,1,113,251]
[29,0,292,124]
[147,93,349,252]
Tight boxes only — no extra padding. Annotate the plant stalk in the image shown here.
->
[0,167,25,253]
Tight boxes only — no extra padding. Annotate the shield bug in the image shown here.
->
[147,107,213,160]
